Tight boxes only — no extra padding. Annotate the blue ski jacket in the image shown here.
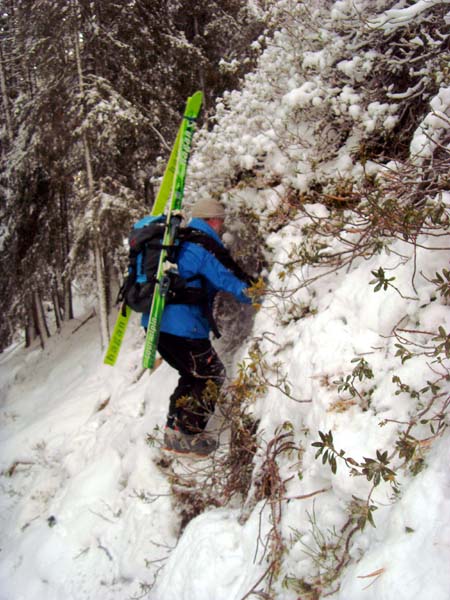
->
[141,218,251,339]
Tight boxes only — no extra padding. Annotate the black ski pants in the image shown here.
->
[157,332,226,434]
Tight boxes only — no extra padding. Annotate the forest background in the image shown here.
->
[0,0,265,351]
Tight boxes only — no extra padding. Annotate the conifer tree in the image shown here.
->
[0,0,266,350]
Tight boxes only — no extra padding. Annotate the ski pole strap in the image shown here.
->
[205,305,221,339]
[165,272,221,337]
[200,282,221,339]
[116,271,134,306]
[165,272,208,305]
[159,274,171,298]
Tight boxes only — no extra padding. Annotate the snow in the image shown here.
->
[339,434,450,600]
[283,83,320,109]
[0,317,178,599]
[410,85,450,159]
[2,219,449,599]
[368,0,450,32]
[152,508,268,600]
[2,0,450,598]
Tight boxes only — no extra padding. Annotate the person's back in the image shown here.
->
[153,198,252,457]
[159,216,250,339]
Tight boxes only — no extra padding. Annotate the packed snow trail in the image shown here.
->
[0,315,179,599]
[0,312,267,600]
[1,222,450,600]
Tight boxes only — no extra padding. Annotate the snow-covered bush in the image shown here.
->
[182,1,450,597]
[190,0,449,207]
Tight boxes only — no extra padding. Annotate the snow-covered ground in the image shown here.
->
[0,316,178,599]
[1,214,449,599]
[1,1,449,598]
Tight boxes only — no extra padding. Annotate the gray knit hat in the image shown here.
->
[191,198,226,220]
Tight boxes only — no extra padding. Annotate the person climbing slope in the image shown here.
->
[141,197,253,456]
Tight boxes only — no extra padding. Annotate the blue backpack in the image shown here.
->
[119,215,252,315]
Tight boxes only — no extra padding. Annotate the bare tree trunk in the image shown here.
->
[24,294,36,348]
[0,44,13,145]
[64,279,74,320]
[40,291,51,338]
[103,248,114,314]
[193,16,208,111]
[7,316,14,340]
[73,7,109,349]
[33,290,50,349]
[25,323,36,348]
[59,189,74,321]
[94,241,110,348]
[52,289,62,331]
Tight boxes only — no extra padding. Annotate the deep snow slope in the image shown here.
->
[0,315,180,600]
[1,220,449,600]
[1,1,449,598]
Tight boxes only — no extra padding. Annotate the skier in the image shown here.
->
[142,197,252,456]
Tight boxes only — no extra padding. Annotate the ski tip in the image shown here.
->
[190,90,203,102]
[185,91,203,117]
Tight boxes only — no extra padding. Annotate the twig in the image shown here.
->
[71,310,95,334]
[4,460,34,476]
[97,539,113,561]
[284,487,330,501]
[239,560,278,600]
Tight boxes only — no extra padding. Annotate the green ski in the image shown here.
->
[142,91,203,369]
[103,304,132,366]
[150,127,181,218]
[103,96,193,367]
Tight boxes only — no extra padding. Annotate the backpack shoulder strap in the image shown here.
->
[179,227,253,286]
